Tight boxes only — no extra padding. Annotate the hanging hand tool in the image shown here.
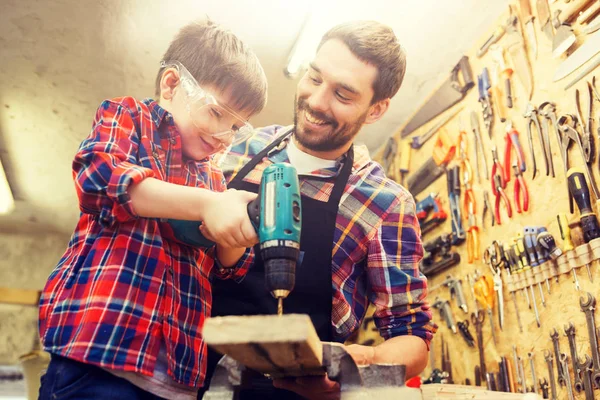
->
[538,102,558,178]
[477,26,506,58]
[564,322,584,393]
[524,103,553,178]
[575,85,595,164]
[520,0,538,59]
[557,114,600,211]
[506,244,531,309]
[402,56,474,137]
[490,45,513,110]
[472,311,486,381]
[410,107,463,149]
[503,122,527,183]
[420,233,461,277]
[447,166,466,244]
[512,163,530,214]
[515,235,541,327]
[478,68,494,139]
[524,227,546,306]
[532,226,552,292]
[584,12,600,34]
[506,6,534,100]
[544,350,559,400]
[578,356,594,400]
[551,330,567,388]
[555,28,600,81]
[470,112,489,182]
[445,275,468,313]
[482,190,495,227]
[528,352,539,394]
[580,293,600,389]
[552,0,596,59]
[407,128,457,196]
[490,64,508,124]
[416,193,448,235]
[537,0,554,40]
[442,336,454,384]
[474,274,498,345]
[433,298,457,334]
[567,167,600,280]
[484,242,511,331]
[517,352,528,394]
[399,140,411,186]
[577,1,600,25]
[537,230,564,263]
[458,130,480,263]
[561,353,577,400]
[557,213,581,290]
[491,146,512,225]
[495,240,523,332]
[513,346,523,392]
[564,51,600,90]
[457,320,476,347]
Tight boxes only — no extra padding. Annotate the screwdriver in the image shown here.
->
[506,244,531,309]
[533,227,552,293]
[557,213,580,291]
[496,241,524,333]
[537,230,563,284]
[514,235,541,327]
[523,227,546,306]
[567,167,600,243]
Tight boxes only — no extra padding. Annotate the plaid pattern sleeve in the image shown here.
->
[211,246,254,281]
[73,100,155,224]
[220,126,437,347]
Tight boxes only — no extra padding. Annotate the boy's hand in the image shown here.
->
[200,189,258,248]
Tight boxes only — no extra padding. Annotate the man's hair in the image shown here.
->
[318,20,406,104]
[155,19,268,115]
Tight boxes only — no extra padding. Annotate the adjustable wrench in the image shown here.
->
[561,353,576,400]
[564,322,584,392]
[550,328,566,387]
[580,292,600,388]
[544,350,558,400]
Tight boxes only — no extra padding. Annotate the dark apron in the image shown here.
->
[201,130,353,399]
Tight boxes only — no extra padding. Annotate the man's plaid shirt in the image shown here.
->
[218,125,437,345]
[38,97,252,387]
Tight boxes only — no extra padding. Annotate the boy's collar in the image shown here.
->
[143,98,172,135]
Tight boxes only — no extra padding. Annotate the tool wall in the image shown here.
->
[376,1,600,398]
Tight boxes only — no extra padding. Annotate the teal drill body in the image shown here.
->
[167,163,302,306]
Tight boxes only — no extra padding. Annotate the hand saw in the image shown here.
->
[401,56,474,138]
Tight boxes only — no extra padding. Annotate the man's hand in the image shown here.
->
[199,189,259,248]
[272,375,340,400]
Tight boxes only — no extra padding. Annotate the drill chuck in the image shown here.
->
[262,248,299,298]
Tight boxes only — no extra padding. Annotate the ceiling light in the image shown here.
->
[0,159,15,214]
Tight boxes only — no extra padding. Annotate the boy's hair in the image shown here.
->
[318,20,406,104]
[155,19,268,115]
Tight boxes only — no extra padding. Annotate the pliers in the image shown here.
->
[491,146,507,193]
[494,173,512,225]
[523,103,547,180]
[503,121,526,183]
[512,162,529,213]
[575,83,594,164]
[482,190,495,227]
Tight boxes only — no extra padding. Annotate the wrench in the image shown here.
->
[561,353,576,400]
[539,378,549,399]
[578,355,595,400]
[550,329,566,387]
[472,311,486,381]
[564,322,584,392]
[580,292,600,388]
[513,345,522,389]
[544,350,558,400]
[528,352,539,393]
[518,356,527,394]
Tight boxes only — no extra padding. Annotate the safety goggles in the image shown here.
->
[160,60,254,146]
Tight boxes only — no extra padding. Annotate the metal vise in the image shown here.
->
[204,342,408,399]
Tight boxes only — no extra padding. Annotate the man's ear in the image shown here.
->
[365,99,390,125]
[159,68,180,101]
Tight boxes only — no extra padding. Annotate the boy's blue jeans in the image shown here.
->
[38,354,164,400]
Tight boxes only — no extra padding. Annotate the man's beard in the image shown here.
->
[293,97,367,153]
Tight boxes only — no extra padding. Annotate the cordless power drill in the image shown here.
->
[167,163,302,314]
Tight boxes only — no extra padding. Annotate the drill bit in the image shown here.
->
[277,298,283,316]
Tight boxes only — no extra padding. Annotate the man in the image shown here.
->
[204,20,437,399]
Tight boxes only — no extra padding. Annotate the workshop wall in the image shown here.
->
[375,2,600,398]
[0,232,68,364]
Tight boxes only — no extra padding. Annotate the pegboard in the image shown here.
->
[373,2,600,398]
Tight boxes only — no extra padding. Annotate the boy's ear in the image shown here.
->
[159,69,180,101]
[364,99,390,125]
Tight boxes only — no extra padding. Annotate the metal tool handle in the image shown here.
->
[452,56,475,93]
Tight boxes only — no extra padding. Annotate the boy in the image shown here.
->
[38,19,267,400]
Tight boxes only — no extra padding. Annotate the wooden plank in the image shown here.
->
[203,314,324,377]
[0,287,40,306]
